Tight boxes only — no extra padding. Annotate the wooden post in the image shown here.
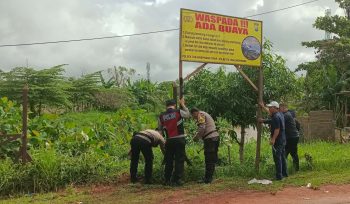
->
[20,84,31,163]
[255,66,263,172]
[172,82,178,100]
[172,82,178,107]
[179,15,184,100]
[179,61,184,99]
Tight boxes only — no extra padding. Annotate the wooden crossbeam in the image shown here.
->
[184,63,207,81]
[234,65,258,92]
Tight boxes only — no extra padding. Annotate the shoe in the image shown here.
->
[144,179,153,185]
[204,179,212,184]
[172,180,184,186]
[197,179,205,184]
[295,166,300,172]
[275,177,283,181]
[197,178,212,184]
[163,180,171,186]
[131,178,138,183]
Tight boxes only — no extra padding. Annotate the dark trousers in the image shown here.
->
[204,137,219,182]
[130,137,154,182]
[164,137,186,182]
[272,144,288,180]
[285,137,300,171]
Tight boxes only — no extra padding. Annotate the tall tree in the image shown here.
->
[185,41,300,161]
[0,65,71,116]
[68,71,101,111]
[298,0,350,111]
[109,66,136,88]
[128,79,172,112]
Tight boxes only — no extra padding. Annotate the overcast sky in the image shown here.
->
[0,0,343,81]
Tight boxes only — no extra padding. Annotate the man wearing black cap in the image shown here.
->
[159,98,190,186]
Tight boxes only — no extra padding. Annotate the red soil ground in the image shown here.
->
[162,184,350,204]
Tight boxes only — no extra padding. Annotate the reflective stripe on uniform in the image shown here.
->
[166,134,186,139]
[177,119,183,126]
[135,134,152,143]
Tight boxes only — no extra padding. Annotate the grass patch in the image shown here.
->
[2,141,350,203]
[3,169,350,204]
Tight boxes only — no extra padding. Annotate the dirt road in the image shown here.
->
[162,184,350,204]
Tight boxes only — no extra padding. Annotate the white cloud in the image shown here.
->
[251,0,264,11]
[278,49,316,70]
[155,0,174,5]
[0,0,342,81]
[144,2,154,6]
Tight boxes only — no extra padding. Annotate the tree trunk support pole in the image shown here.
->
[255,66,264,172]
[233,65,263,172]
[235,65,258,92]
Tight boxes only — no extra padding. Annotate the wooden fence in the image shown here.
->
[0,85,31,163]
[299,110,335,142]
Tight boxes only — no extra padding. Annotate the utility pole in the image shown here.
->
[146,62,151,82]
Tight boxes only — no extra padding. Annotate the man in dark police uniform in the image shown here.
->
[159,98,190,186]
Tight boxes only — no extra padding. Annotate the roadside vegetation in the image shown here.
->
[1,0,350,202]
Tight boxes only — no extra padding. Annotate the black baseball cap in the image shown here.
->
[165,99,176,106]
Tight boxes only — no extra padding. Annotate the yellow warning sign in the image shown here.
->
[180,9,262,67]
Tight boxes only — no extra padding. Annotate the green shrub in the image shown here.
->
[2,104,350,197]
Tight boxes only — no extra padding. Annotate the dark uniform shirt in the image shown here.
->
[283,111,299,138]
[266,112,286,145]
[288,110,301,132]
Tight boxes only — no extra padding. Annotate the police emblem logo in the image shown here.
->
[183,15,193,23]
[198,113,206,124]
[254,23,259,32]
[162,113,176,121]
